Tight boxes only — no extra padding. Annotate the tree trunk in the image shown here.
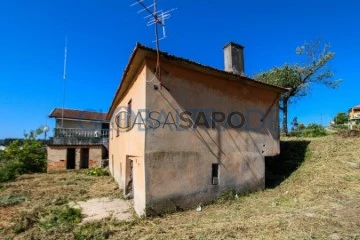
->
[282,99,289,136]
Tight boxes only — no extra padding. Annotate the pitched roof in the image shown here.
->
[107,43,288,120]
[49,108,108,122]
[353,105,360,110]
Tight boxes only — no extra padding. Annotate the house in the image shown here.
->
[47,108,109,171]
[348,105,360,126]
[107,42,287,215]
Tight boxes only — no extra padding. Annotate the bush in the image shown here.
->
[0,128,47,183]
[86,167,109,176]
[0,160,21,182]
[290,123,327,137]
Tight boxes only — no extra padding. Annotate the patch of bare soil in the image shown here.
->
[71,197,133,223]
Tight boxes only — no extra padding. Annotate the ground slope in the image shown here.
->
[0,135,359,239]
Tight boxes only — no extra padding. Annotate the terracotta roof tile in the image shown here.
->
[49,108,107,121]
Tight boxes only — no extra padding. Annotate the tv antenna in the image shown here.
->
[61,36,67,128]
[131,0,176,82]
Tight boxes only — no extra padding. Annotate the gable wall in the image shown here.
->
[143,59,280,213]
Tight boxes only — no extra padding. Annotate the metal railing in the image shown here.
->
[52,128,109,145]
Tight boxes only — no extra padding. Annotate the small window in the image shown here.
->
[127,99,132,128]
[116,116,120,137]
[212,163,219,185]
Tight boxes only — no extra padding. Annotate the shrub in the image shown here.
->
[86,167,109,176]
[0,160,21,182]
[302,123,327,137]
[0,128,47,183]
[290,123,327,138]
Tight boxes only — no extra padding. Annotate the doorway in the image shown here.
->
[125,158,134,198]
[80,148,89,169]
[66,148,76,169]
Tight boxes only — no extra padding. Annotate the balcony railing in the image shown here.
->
[52,128,109,145]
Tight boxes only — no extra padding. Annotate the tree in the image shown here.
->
[0,128,46,182]
[255,40,341,135]
[334,112,348,125]
[291,117,299,132]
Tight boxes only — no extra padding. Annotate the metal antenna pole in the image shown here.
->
[130,0,176,86]
[153,0,161,78]
[61,36,68,128]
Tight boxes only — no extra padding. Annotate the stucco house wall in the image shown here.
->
[143,60,280,212]
[107,44,284,216]
[108,64,147,215]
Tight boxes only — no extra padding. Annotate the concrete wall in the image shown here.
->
[108,64,147,216]
[143,59,280,213]
[47,145,103,172]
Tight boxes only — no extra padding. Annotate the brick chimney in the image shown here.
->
[223,42,245,76]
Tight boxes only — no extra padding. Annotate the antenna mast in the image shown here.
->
[61,36,67,128]
[131,0,176,82]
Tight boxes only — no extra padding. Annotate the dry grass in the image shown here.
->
[1,135,360,239]
[0,170,121,239]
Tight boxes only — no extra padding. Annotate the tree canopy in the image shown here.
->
[255,39,341,134]
[334,112,348,125]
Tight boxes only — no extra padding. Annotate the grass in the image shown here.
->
[0,194,29,207]
[1,135,360,239]
[0,170,121,239]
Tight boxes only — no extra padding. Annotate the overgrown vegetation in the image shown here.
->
[290,118,327,137]
[290,123,327,137]
[86,167,109,176]
[0,128,46,183]
[1,135,360,239]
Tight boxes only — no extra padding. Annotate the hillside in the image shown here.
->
[0,135,359,239]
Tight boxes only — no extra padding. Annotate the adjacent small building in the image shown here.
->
[348,105,360,125]
[107,42,286,215]
[47,108,109,171]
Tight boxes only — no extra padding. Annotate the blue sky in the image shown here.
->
[0,0,359,138]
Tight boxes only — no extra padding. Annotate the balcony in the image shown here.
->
[52,128,109,145]
[350,114,360,120]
